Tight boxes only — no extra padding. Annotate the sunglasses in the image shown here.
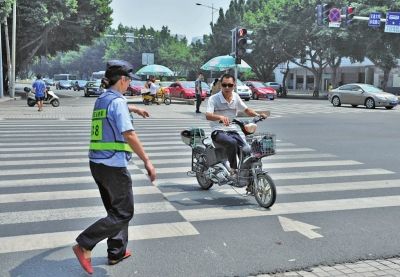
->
[221,83,234,88]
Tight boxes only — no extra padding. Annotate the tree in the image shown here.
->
[1,0,112,94]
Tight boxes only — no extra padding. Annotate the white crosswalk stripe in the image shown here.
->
[0,117,398,255]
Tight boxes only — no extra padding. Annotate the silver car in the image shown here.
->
[328,83,399,109]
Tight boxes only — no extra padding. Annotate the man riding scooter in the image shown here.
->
[205,73,268,177]
[142,76,158,104]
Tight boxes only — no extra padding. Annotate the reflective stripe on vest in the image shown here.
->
[89,142,133,152]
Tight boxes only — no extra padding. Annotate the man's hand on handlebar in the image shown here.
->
[258,112,268,119]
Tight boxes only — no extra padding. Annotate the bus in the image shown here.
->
[91,71,105,81]
[54,74,77,90]
[53,74,77,81]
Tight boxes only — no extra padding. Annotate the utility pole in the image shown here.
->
[0,19,4,98]
[10,0,16,98]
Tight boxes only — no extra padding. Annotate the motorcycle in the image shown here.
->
[25,87,60,107]
[141,87,171,105]
[181,116,277,208]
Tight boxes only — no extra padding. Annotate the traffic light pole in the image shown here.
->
[234,65,238,93]
[341,15,387,22]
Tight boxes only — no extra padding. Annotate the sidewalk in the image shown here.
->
[253,256,400,276]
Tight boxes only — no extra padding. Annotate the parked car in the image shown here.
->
[236,79,252,101]
[328,83,399,109]
[84,80,104,97]
[245,81,277,100]
[264,82,281,91]
[73,80,88,91]
[57,80,73,90]
[43,78,55,86]
[167,81,207,100]
[126,80,146,96]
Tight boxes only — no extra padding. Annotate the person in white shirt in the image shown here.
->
[206,73,267,171]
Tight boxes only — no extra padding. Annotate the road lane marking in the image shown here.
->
[179,195,400,222]
[0,222,199,254]
[0,201,177,224]
[278,216,323,239]
[162,179,400,202]
[0,186,162,203]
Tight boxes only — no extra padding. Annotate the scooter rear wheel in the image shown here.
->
[254,173,276,208]
[27,99,36,107]
[194,154,213,190]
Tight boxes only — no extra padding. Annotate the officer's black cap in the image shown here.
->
[105,60,135,79]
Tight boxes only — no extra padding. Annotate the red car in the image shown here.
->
[245,81,277,100]
[125,80,146,96]
[167,81,207,100]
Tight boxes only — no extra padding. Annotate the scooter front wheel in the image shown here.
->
[164,97,171,105]
[51,99,60,107]
[254,173,276,208]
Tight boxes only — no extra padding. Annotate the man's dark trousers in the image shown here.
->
[196,94,202,112]
[76,161,134,260]
[211,131,247,169]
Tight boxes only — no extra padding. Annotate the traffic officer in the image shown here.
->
[72,60,156,274]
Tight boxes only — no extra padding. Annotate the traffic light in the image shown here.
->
[315,4,323,26]
[322,3,332,25]
[345,6,355,25]
[235,27,253,64]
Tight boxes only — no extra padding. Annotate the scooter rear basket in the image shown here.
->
[181,128,206,147]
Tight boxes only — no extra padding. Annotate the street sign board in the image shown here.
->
[329,22,341,28]
[329,8,341,22]
[142,53,154,65]
[385,12,400,33]
[369,12,381,27]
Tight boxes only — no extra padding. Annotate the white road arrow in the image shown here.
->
[278,216,323,239]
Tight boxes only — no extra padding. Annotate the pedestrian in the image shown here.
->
[195,72,204,113]
[328,83,333,92]
[72,60,156,275]
[32,74,46,112]
[211,78,221,95]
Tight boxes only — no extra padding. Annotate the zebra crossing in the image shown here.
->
[0,117,399,256]
[247,99,400,117]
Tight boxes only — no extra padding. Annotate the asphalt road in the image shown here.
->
[0,92,399,276]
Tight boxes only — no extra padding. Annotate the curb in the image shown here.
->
[0,96,22,103]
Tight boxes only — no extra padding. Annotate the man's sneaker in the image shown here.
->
[246,185,255,195]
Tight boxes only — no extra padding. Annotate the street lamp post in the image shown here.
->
[195,2,218,26]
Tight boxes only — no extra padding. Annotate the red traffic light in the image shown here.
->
[237,28,247,37]
[347,6,354,14]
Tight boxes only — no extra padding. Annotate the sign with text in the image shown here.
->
[385,12,400,33]
[369,12,381,27]
[142,53,154,65]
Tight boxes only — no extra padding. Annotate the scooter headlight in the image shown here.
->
[244,123,257,134]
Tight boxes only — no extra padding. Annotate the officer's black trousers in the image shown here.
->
[76,161,134,260]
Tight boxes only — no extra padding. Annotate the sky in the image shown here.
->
[110,0,232,41]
